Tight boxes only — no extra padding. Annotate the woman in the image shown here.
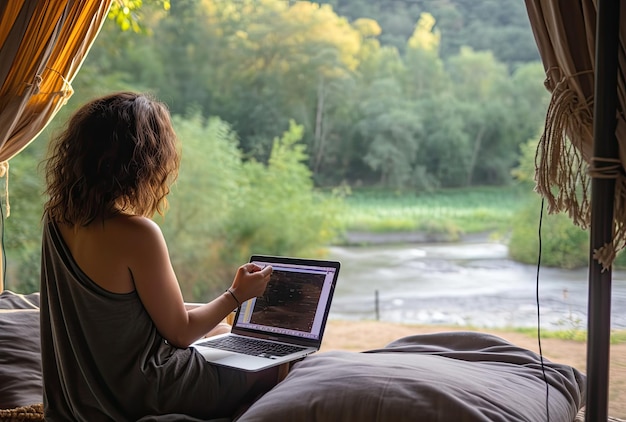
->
[40,92,279,421]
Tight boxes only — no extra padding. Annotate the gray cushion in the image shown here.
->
[0,290,42,409]
[238,332,586,422]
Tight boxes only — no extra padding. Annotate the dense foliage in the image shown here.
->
[161,116,343,298]
[4,111,342,299]
[325,0,539,69]
[508,196,590,269]
[76,0,549,190]
[508,138,626,270]
[4,0,558,295]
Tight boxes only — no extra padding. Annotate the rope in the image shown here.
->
[588,157,626,270]
[0,403,44,421]
[535,70,592,228]
[535,67,626,270]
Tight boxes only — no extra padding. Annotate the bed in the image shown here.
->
[0,289,600,422]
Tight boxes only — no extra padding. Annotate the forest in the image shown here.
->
[76,0,549,189]
[5,0,555,299]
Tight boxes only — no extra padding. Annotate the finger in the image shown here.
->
[242,263,261,273]
[260,265,273,278]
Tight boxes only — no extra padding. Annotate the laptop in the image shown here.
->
[192,254,340,371]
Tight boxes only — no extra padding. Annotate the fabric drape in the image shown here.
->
[0,1,112,292]
[0,1,112,162]
[524,0,626,269]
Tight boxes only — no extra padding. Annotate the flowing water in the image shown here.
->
[326,239,626,330]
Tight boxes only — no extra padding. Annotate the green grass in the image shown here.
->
[336,185,533,236]
[511,327,626,345]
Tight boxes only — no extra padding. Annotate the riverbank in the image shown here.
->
[338,230,460,245]
[336,229,497,246]
[321,319,626,418]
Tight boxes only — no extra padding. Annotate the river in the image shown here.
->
[325,238,626,330]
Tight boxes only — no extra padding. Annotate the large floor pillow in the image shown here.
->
[0,290,42,409]
[237,331,586,422]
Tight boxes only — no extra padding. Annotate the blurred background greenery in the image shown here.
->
[4,0,604,300]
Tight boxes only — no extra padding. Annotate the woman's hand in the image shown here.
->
[228,263,273,304]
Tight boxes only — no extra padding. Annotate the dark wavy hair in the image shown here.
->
[43,92,180,226]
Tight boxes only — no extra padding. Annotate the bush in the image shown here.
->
[217,120,344,274]
[508,195,589,269]
[161,117,343,301]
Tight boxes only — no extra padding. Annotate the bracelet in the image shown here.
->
[226,288,241,307]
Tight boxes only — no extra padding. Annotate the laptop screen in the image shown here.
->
[232,256,339,342]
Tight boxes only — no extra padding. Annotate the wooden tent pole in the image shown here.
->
[586,0,621,420]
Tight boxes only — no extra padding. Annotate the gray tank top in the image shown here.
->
[40,216,246,421]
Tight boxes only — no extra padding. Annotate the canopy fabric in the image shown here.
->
[525,1,623,421]
[0,1,112,163]
[524,0,626,269]
[0,1,112,292]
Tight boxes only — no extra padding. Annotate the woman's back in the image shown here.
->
[41,216,247,421]
[56,214,145,294]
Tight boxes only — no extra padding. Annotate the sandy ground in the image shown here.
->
[321,319,626,419]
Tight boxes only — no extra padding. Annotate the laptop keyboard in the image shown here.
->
[197,336,307,358]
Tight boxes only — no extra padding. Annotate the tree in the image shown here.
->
[108,0,171,32]
[356,78,424,187]
[159,116,343,300]
[404,13,448,100]
[447,47,514,185]
[71,0,549,191]
[323,0,540,69]
[159,113,244,299]
[220,120,343,268]
[197,0,365,167]
[413,94,471,188]
[508,62,551,145]
[152,0,215,114]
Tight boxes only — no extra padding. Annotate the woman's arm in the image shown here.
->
[125,216,272,348]
[185,302,232,337]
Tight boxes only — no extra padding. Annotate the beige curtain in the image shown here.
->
[0,1,112,291]
[524,0,626,269]
[0,1,112,161]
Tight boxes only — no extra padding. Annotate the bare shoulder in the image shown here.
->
[103,215,166,253]
[111,214,162,236]
[55,215,169,294]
